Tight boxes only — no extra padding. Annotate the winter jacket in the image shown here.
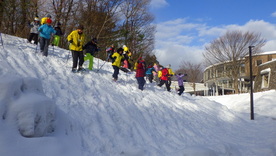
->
[146,66,156,75]
[135,61,146,77]
[158,70,162,78]
[160,68,169,81]
[176,74,184,86]
[67,30,85,52]
[41,17,49,25]
[167,68,174,76]
[111,52,124,67]
[29,21,40,34]
[83,40,98,56]
[54,26,63,36]
[38,24,56,39]
[123,46,129,52]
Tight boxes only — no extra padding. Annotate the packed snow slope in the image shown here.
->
[0,34,275,156]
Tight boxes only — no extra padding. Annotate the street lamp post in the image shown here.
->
[249,46,254,120]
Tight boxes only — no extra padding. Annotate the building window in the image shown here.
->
[256,60,262,66]
[240,63,245,73]
[260,68,271,89]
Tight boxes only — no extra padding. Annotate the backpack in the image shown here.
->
[162,68,169,77]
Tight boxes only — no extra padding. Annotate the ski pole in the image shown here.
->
[66,50,70,63]
[96,61,107,73]
[65,42,71,63]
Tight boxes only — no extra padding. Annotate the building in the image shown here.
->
[254,59,276,92]
[203,51,276,95]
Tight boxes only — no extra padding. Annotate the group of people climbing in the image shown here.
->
[134,60,186,95]
[27,15,63,57]
[27,15,186,96]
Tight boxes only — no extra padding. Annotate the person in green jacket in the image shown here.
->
[67,25,85,72]
[110,48,124,81]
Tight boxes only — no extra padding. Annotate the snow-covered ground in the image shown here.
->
[0,34,275,156]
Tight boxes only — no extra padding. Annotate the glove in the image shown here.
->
[69,40,73,43]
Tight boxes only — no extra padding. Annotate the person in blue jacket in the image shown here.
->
[38,18,56,57]
[145,64,156,83]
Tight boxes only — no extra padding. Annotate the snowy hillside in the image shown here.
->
[0,34,275,156]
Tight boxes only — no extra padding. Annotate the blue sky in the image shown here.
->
[149,0,276,70]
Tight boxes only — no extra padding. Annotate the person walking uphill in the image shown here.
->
[52,22,63,46]
[135,57,146,90]
[166,64,175,87]
[145,63,156,83]
[157,66,171,92]
[27,17,40,44]
[67,25,85,73]
[110,48,124,81]
[38,18,56,57]
[176,73,185,95]
[83,38,98,70]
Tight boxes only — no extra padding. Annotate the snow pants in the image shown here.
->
[84,53,94,70]
[136,77,146,90]
[40,37,50,56]
[71,50,84,70]
[112,65,120,80]
[178,86,185,95]
[28,33,39,44]
[158,80,171,92]
[52,35,60,46]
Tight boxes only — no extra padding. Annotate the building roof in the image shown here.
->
[204,51,276,71]
[258,51,276,55]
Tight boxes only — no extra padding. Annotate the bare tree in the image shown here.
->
[176,61,202,95]
[119,0,155,58]
[203,30,266,93]
[1,0,155,62]
[0,0,42,36]
[49,0,75,48]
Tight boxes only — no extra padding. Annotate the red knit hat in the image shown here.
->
[46,18,52,24]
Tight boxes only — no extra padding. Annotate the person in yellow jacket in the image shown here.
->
[122,45,131,69]
[122,45,128,52]
[110,48,124,81]
[41,14,51,25]
[166,64,175,86]
[67,25,85,73]
[156,65,163,85]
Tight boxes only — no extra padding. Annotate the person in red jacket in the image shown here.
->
[135,57,146,90]
[157,66,171,92]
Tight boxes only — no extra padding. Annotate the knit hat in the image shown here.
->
[46,18,52,24]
